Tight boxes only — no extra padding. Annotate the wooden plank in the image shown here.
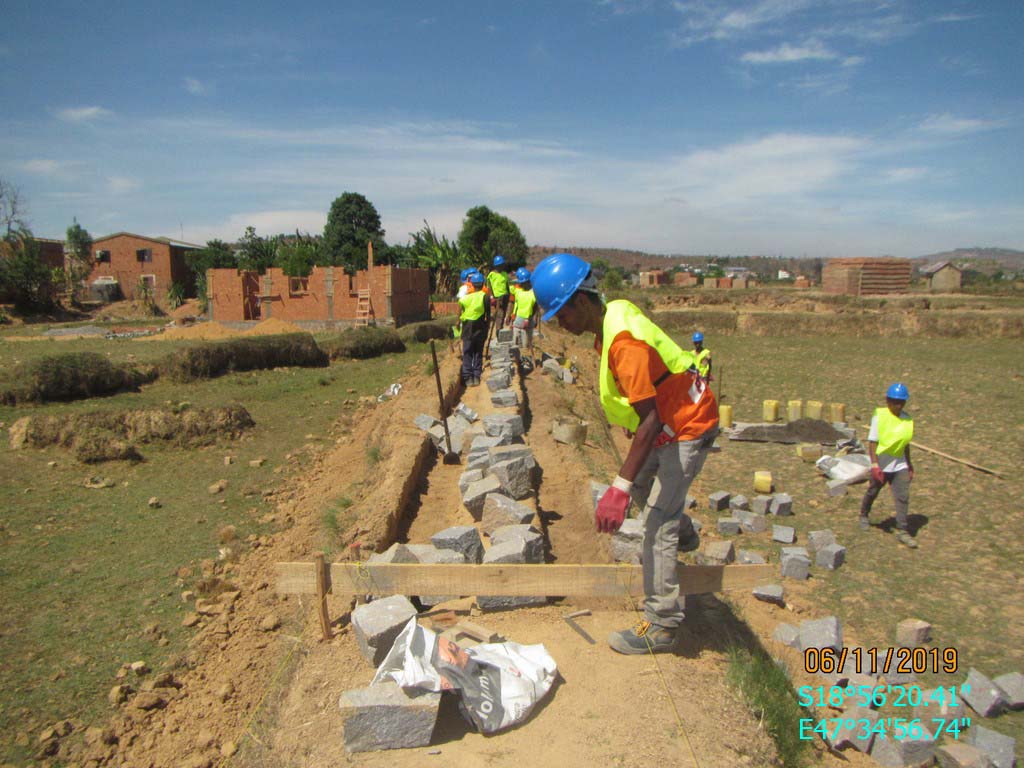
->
[276,562,775,597]
[314,553,333,641]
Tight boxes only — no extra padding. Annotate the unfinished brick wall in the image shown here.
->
[206,265,430,324]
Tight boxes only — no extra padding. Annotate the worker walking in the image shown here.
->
[457,271,490,387]
[860,383,917,548]
[510,267,539,362]
[692,332,711,378]
[532,253,718,655]
[486,255,511,331]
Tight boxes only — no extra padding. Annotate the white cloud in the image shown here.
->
[21,159,63,175]
[56,106,113,122]
[107,176,140,193]
[184,77,208,95]
[184,209,327,244]
[841,55,865,67]
[671,0,813,44]
[881,166,928,184]
[918,113,1003,137]
[741,40,837,63]
[932,13,980,24]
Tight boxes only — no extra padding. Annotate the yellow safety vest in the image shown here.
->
[487,270,509,297]
[695,348,711,377]
[459,290,486,322]
[513,288,537,320]
[599,300,696,431]
[875,407,913,457]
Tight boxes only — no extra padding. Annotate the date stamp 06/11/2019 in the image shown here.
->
[796,646,970,743]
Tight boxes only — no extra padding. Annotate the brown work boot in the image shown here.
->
[608,620,677,655]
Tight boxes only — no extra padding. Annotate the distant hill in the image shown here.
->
[916,247,1024,273]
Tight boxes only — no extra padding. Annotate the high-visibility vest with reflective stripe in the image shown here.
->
[459,290,487,321]
[487,270,509,297]
[513,288,537,320]
[599,300,696,431]
[875,407,913,457]
[695,348,711,376]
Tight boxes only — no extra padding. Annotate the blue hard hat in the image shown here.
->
[692,332,704,343]
[460,268,472,282]
[886,382,909,401]
[516,267,531,284]
[468,270,484,287]
[532,253,591,321]
[493,254,506,267]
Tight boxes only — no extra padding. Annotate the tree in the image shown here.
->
[408,221,466,296]
[456,205,527,265]
[322,192,386,274]
[275,231,320,277]
[235,226,278,273]
[65,218,93,297]
[1,177,29,237]
[186,239,238,309]
[0,232,54,312]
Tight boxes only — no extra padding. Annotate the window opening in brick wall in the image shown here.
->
[96,249,111,262]
[136,248,152,262]
[289,276,309,295]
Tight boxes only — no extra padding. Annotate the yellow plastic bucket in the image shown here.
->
[718,404,733,428]
[754,470,773,494]
[830,403,846,423]
[787,400,803,422]
[805,400,823,419]
[762,400,780,422]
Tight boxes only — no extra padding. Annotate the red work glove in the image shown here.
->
[654,430,672,448]
[870,466,884,484]
[596,477,632,533]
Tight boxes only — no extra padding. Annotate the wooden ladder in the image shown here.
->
[355,289,374,325]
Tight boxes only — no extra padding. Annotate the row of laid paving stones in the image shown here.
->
[340,339,554,752]
[770,614,1021,767]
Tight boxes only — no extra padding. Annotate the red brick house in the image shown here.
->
[87,232,201,307]
[822,258,911,296]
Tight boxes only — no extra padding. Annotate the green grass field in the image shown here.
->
[0,333,427,765]
[668,332,1023,756]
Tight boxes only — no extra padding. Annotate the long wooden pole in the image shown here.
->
[910,441,1004,479]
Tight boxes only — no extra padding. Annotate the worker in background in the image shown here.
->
[456,268,473,300]
[692,332,711,378]
[860,383,917,548]
[457,271,489,387]
[532,253,718,655]
[510,267,539,363]
[486,255,511,330]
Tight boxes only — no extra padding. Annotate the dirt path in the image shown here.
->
[74,333,872,768]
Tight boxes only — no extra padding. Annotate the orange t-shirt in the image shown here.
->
[605,333,718,441]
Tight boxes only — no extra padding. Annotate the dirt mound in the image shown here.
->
[9,405,255,457]
[243,317,304,336]
[170,299,202,320]
[146,321,238,341]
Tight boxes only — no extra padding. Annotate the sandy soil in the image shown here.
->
[64,329,880,768]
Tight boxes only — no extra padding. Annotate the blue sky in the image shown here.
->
[2,0,1021,258]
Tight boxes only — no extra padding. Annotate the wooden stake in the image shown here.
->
[314,552,333,641]
[910,441,1004,479]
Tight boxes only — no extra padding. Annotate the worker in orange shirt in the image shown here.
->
[532,253,718,655]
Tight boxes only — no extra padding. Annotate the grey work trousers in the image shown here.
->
[860,468,910,531]
[629,428,716,629]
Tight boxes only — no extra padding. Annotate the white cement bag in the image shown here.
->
[816,453,871,483]
[372,618,558,734]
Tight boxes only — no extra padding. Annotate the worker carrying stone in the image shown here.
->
[532,253,719,655]
[486,255,511,331]
[860,382,918,548]
[509,267,539,363]
[692,331,711,378]
[457,271,490,387]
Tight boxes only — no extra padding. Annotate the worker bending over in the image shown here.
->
[860,383,918,549]
[532,253,718,655]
